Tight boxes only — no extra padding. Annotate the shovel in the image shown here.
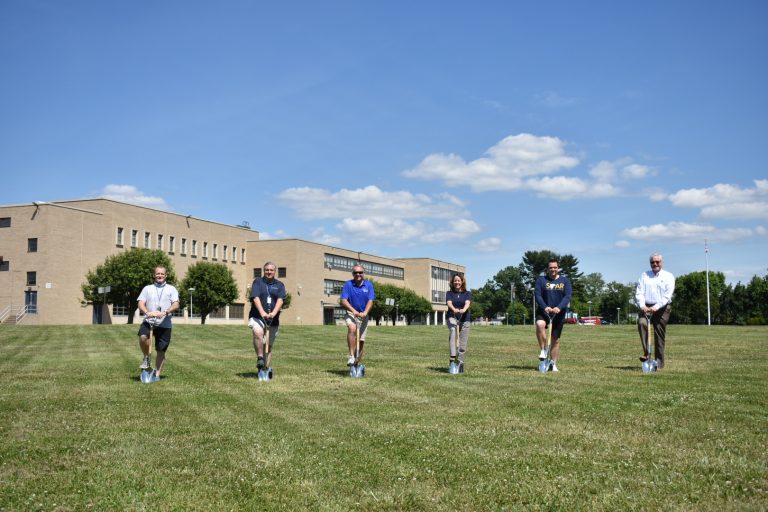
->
[642,313,658,374]
[539,313,554,373]
[350,318,365,378]
[448,320,460,374]
[140,321,155,383]
[258,318,273,381]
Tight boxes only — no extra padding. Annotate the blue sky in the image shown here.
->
[1,1,766,289]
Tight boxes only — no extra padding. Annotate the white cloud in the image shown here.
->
[621,221,757,243]
[99,184,171,210]
[588,161,617,181]
[277,185,466,220]
[615,240,631,248]
[534,91,577,107]
[476,237,502,252]
[668,180,768,219]
[258,229,290,240]
[403,133,580,192]
[588,159,653,183]
[622,164,653,180]
[278,185,482,247]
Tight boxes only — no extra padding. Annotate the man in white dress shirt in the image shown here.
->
[635,253,675,370]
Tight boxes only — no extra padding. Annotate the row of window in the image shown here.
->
[324,253,405,280]
[116,227,246,263]
[431,266,464,304]
[253,267,287,279]
[111,303,245,318]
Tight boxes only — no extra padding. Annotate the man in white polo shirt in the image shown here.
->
[635,253,675,370]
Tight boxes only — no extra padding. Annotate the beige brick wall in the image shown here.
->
[1,200,465,326]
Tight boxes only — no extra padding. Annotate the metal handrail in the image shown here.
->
[15,305,30,324]
[0,305,10,323]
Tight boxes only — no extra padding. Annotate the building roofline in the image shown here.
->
[1,198,258,233]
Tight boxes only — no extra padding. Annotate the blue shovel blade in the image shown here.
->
[538,360,549,373]
[140,370,151,383]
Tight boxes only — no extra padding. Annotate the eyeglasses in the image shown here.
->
[650,261,661,265]
[353,271,364,275]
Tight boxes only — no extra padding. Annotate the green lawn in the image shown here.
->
[1,324,766,511]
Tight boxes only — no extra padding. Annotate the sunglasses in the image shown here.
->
[353,271,364,275]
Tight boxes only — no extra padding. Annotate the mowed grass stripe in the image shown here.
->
[0,324,765,510]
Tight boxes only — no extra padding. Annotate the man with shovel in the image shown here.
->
[137,266,180,382]
[534,259,572,372]
[340,265,375,369]
[248,262,286,375]
[635,253,675,370]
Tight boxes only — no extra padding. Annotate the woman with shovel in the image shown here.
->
[446,274,472,373]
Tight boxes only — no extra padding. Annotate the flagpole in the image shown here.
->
[705,239,711,326]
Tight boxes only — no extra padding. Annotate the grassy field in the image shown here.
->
[0,323,766,511]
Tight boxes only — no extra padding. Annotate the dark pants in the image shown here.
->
[637,304,671,368]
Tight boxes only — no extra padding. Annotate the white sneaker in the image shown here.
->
[538,349,547,360]
[347,355,356,366]
[140,355,151,370]
[550,363,559,372]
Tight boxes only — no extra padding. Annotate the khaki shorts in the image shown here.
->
[344,313,369,340]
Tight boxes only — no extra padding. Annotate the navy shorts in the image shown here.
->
[536,312,565,339]
[138,322,172,352]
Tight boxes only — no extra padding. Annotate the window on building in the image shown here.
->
[209,306,227,319]
[0,217,10,228]
[157,234,163,250]
[278,267,287,278]
[144,232,150,248]
[181,238,187,255]
[203,242,208,258]
[323,253,404,279]
[253,268,261,278]
[324,280,345,295]
[28,238,38,252]
[232,246,237,262]
[223,245,228,261]
[241,248,246,263]
[192,240,198,256]
[116,227,124,246]
[26,271,36,286]
[112,302,130,316]
[169,236,175,254]
[131,230,138,247]
[213,244,218,259]
[0,259,9,271]
[229,303,245,319]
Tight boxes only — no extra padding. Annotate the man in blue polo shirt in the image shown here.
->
[340,264,376,367]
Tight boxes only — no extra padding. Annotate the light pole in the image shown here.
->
[705,239,711,326]
[189,287,195,321]
[617,307,621,325]
[588,300,592,318]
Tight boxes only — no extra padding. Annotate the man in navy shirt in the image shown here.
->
[340,265,376,367]
[534,258,572,372]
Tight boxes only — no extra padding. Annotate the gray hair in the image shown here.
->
[263,261,277,270]
[649,253,663,261]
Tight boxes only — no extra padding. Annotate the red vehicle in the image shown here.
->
[579,316,602,325]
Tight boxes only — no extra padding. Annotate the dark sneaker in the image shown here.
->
[140,355,151,370]
[257,357,265,370]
